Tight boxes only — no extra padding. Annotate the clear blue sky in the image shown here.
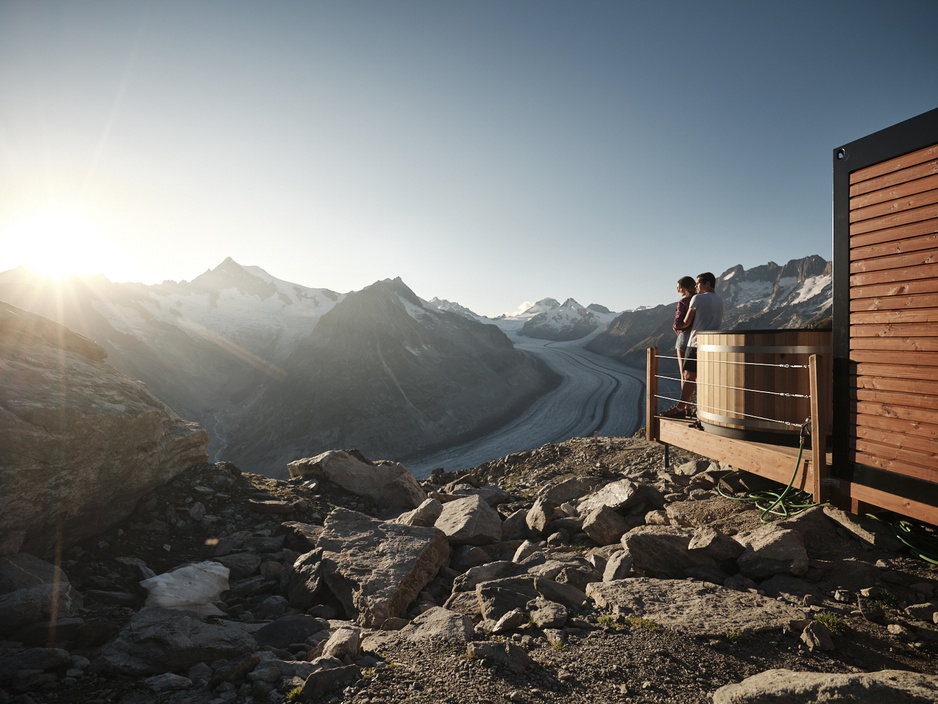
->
[1,0,936,316]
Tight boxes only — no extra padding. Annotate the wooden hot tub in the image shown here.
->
[696,329,832,445]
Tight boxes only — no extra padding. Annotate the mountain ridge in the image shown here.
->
[0,261,558,477]
[0,253,831,475]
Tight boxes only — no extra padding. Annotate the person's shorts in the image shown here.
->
[683,346,698,374]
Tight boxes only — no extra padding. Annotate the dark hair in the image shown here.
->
[697,272,716,288]
[677,276,696,292]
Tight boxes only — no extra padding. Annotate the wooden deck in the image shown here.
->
[647,346,937,525]
[657,417,824,494]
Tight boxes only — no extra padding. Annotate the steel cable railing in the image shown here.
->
[654,352,810,428]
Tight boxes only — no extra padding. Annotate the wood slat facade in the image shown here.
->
[833,107,938,520]
[646,109,938,528]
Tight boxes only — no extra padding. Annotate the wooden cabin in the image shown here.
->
[647,107,938,526]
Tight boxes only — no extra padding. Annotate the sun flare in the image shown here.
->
[4,209,119,280]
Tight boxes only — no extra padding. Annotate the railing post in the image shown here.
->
[646,347,659,442]
[809,354,831,504]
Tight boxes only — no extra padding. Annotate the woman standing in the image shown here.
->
[673,276,697,382]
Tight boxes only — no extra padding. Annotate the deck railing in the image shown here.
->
[646,346,832,505]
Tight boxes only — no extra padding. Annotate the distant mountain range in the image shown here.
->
[0,253,831,476]
[585,255,832,365]
[0,259,557,476]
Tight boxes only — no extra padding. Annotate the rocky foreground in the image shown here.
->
[3,435,938,704]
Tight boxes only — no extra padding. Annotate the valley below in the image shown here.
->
[404,330,646,478]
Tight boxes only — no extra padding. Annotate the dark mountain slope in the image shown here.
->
[225,278,560,475]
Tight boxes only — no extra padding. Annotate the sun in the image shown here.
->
[3,209,120,280]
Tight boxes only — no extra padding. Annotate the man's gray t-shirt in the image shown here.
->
[687,291,724,348]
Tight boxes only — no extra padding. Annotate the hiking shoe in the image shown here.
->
[660,406,686,419]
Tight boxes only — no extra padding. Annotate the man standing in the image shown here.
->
[663,271,724,418]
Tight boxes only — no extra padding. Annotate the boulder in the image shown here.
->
[370,606,475,647]
[602,550,633,582]
[253,615,326,650]
[0,554,84,637]
[476,576,539,622]
[736,525,809,579]
[286,450,426,513]
[582,505,630,545]
[623,525,728,584]
[316,508,450,627]
[434,494,502,545]
[586,578,804,636]
[713,668,938,703]
[577,478,644,515]
[393,498,443,527]
[526,477,602,533]
[96,607,256,676]
[0,646,71,683]
[0,303,209,556]
[286,549,325,610]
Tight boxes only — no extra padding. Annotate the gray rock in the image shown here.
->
[144,672,193,691]
[525,496,555,534]
[526,477,602,534]
[287,450,426,512]
[737,526,808,579]
[602,550,633,582]
[623,525,728,584]
[586,578,804,635]
[450,544,494,571]
[688,526,745,564]
[0,582,84,636]
[96,607,256,675]
[298,663,361,702]
[317,508,450,627]
[450,484,513,507]
[529,598,568,629]
[0,646,71,682]
[582,505,630,546]
[500,509,530,541]
[664,496,751,530]
[577,478,645,515]
[281,522,322,552]
[213,552,262,579]
[713,668,938,703]
[401,606,475,643]
[490,608,527,634]
[466,641,534,673]
[801,620,835,651]
[393,498,443,527]
[0,303,208,556]
[452,560,517,593]
[512,540,542,564]
[476,576,539,622]
[534,577,589,612]
[322,626,361,660]
[0,553,67,593]
[435,494,502,545]
[253,614,326,650]
[286,549,324,610]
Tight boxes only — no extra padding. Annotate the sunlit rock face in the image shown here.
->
[0,301,209,556]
